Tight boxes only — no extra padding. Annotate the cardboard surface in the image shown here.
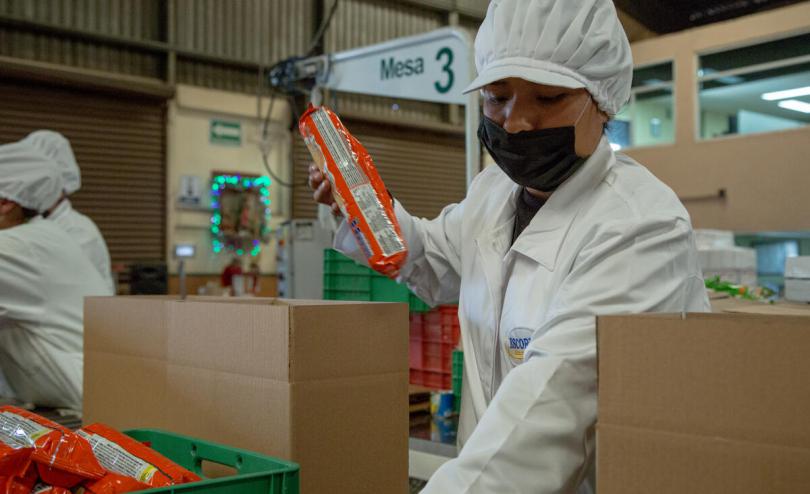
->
[597,312,810,493]
[84,296,409,494]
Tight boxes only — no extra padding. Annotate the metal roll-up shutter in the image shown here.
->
[0,79,166,267]
[292,119,466,220]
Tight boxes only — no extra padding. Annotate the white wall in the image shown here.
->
[738,110,803,135]
[166,85,292,274]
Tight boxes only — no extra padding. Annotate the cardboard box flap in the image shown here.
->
[84,297,171,360]
[288,302,409,382]
[597,423,810,494]
[598,313,810,450]
[168,300,291,381]
[722,303,810,317]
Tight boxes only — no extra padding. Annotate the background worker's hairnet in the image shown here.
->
[464,0,634,116]
[21,130,81,195]
[0,141,64,213]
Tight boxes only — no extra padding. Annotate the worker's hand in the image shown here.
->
[308,163,342,216]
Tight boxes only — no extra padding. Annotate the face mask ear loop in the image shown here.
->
[573,97,592,127]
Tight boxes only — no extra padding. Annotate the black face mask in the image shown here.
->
[477,103,589,191]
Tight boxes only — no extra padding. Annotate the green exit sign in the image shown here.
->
[210,119,241,146]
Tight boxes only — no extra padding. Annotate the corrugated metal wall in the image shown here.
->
[173,0,313,64]
[0,0,161,39]
[0,0,485,106]
[0,0,163,78]
[172,0,314,93]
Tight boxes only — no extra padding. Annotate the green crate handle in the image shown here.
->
[123,429,299,494]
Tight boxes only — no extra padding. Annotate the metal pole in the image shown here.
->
[178,259,187,299]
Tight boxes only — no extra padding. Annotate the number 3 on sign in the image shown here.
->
[434,47,454,94]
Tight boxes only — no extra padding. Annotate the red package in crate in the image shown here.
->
[0,407,105,489]
[79,472,151,494]
[31,482,72,494]
[77,423,200,491]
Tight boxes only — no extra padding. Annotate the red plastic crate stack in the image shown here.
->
[409,306,460,390]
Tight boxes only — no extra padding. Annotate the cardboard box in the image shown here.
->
[597,311,810,493]
[84,296,409,494]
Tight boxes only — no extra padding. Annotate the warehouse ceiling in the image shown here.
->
[614,0,809,34]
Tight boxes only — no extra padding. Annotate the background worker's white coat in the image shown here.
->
[335,138,710,492]
[0,217,109,410]
[49,199,115,293]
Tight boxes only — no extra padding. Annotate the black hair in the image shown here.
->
[21,208,38,220]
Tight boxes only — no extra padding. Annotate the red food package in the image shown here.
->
[30,482,71,494]
[0,443,34,494]
[77,424,200,489]
[78,473,150,494]
[299,105,407,277]
[0,462,37,494]
[0,407,104,489]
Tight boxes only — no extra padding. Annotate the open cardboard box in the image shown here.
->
[83,296,409,494]
[597,302,810,493]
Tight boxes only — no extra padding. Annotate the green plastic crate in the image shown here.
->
[123,429,299,494]
[323,249,432,312]
[451,350,463,414]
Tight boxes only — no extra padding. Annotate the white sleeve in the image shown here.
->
[0,235,42,324]
[422,217,709,493]
[334,198,465,307]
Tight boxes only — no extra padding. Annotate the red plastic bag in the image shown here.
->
[78,473,150,494]
[0,444,34,494]
[30,483,71,494]
[77,424,200,491]
[0,462,37,494]
[0,407,104,489]
[299,105,407,277]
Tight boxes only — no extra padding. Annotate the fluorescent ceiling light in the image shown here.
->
[762,86,810,101]
[778,99,810,114]
[610,143,622,151]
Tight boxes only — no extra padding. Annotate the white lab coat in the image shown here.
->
[335,137,710,493]
[49,199,115,293]
[0,217,110,410]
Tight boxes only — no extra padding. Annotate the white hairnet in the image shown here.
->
[21,130,81,195]
[0,141,64,213]
[464,0,634,116]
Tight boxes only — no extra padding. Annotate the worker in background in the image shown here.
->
[22,130,115,293]
[220,257,243,295]
[310,0,710,492]
[248,262,262,295]
[0,142,109,411]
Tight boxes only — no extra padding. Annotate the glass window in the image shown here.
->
[698,32,810,140]
[607,62,675,150]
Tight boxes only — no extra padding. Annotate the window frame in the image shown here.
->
[611,59,677,151]
[695,29,810,142]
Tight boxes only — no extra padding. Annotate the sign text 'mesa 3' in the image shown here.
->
[326,29,471,105]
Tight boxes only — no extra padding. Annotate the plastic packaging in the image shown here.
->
[30,483,71,494]
[77,473,149,494]
[0,407,104,489]
[77,424,200,491]
[299,105,407,277]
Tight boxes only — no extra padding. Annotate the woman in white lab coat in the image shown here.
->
[0,142,109,410]
[311,0,709,491]
[22,130,115,293]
